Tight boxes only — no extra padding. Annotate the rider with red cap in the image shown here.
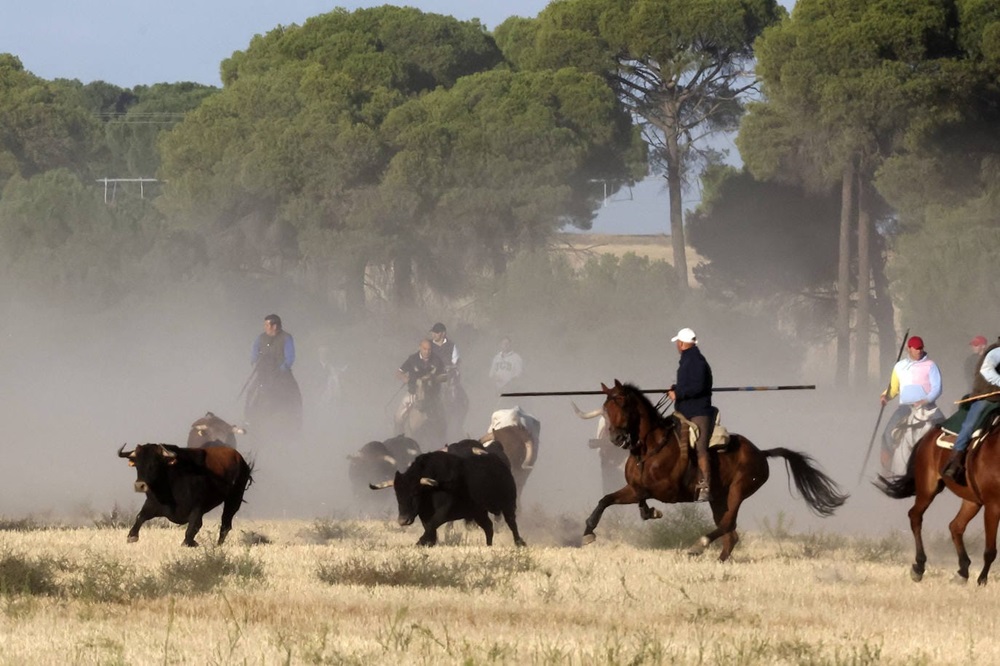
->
[879,335,943,476]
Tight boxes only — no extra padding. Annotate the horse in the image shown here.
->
[396,378,447,448]
[876,420,1000,585]
[583,380,848,561]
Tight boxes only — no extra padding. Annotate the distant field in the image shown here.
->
[0,511,992,664]
[553,233,704,284]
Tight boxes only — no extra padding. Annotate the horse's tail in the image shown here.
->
[871,438,920,499]
[763,448,849,517]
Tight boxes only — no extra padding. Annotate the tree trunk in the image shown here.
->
[836,161,855,387]
[853,177,871,387]
[870,231,897,378]
[344,257,367,319]
[663,117,688,292]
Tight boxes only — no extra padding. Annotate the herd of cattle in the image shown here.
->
[117,406,620,548]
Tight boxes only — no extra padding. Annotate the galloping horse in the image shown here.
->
[583,380,848,560]
[876,420,1000,585]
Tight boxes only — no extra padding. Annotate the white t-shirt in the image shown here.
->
[489,351,523,389]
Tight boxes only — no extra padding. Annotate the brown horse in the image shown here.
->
[876,421,1000,585]
[583,380,848,560]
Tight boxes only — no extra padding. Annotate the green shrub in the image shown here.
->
[318,549,536,591]
[643,505,714,550]
[0,551,61,597]
[161,548,265,594]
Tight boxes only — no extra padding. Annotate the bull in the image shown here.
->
[117,443,253,547]
[481,407,540,499]
[348,435,421,504]
[186,411,246,449]
[446,438,511,469]
[572,401,628,495]
[370,450,526,547]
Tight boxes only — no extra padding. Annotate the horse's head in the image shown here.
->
[601,379,641,451]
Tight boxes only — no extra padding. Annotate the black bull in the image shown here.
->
[370,450,526,547]
[118,443,253,547]
[187,411,245,449]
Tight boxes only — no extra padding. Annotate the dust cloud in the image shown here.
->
[0,273,971,545]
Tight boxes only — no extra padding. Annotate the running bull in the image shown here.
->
[370,450,526,547]
[117,443,253,547]
[187,411,246,449]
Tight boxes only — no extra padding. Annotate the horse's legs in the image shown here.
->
[907,480,945,582]
[949,500,981,584]
[688,487,743,560]
[638,500,662,520]
[583,485,642,545]
[977,502,1000,586]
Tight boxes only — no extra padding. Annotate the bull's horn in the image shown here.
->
[522,439,535,469]
[571,401,603,420]
[472,447,488,456]
[369,480,394,490]
[117,444,136,458]
[232,426,246,435]
[382,455,397,465]
[419,477,439,487]
[158,444,176,458]
[479,431,495,444]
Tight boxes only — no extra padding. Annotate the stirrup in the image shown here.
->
[942,451,965,480]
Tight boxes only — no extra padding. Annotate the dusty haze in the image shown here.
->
[0,270,973,544]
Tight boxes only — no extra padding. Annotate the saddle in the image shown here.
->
[935,403,1000,450]
[674,410,729,449]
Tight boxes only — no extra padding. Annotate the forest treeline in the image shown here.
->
[1,1,999,384]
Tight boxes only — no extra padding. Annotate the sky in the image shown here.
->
[1,0,780,235]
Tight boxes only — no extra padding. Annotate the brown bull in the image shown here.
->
[480,425,536,499]
[187,411,245,449]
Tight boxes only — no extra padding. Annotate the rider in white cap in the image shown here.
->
[667,327,714,502]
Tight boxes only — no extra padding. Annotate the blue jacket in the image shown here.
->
[673,345,713,418]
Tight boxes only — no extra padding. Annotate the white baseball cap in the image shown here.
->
[671,327,697,343]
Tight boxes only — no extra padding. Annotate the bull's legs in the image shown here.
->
[583,485,642,545]
[183,508,205,547]
[949,500,981,584]
[978,503,1000,586]
[417,498,454,546]
[126,502,160,543]
[472,512,495,546]
[500,507,527,547]
[218,485,248,546]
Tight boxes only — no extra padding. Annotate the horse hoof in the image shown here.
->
[651,509,663,520]
[127,535,138,543]
[977,577,988,587]
[951,573,969,585]
[687,536,710,556]
[910,569,923,583]
[582,533,596,546]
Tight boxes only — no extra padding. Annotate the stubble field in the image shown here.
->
[0,508,997,665]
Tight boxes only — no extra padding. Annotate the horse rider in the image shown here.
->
[395,338,447,434]
[667,327,714,502]
[878,335,944,476]
[965,335,989,392]
[246,313,302,435]
[429,322,460,387]
[944,336,1000,480]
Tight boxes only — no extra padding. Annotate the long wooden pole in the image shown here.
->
[501,385,815,397]
[857,327,910,483]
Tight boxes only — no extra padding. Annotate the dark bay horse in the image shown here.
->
[876,421,1000,585]
[583,380,848,560]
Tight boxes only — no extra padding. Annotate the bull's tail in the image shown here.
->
[763,448,849,517]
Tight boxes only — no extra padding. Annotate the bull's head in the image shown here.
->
[126,443,178,494]
[117,444,137,466]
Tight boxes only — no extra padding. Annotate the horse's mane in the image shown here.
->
[620,383,670,429]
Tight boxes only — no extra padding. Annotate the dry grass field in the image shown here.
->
[0,508,996,665]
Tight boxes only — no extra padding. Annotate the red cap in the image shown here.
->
[971,335,988,347]
[907,336,924,350]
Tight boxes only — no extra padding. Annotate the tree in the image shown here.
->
[739,0,963,385]
[159,6,640,314]
[497,0,785,291]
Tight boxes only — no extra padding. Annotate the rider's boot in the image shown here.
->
[695,454,712,502]
[942,448,966,481]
